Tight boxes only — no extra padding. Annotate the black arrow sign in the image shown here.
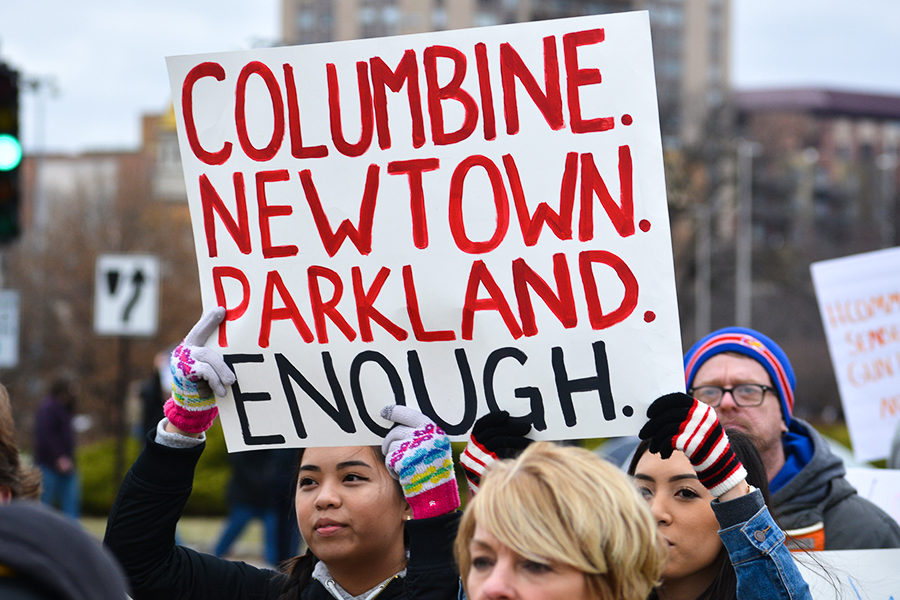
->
[122,269,145,323]
[106,270,120,296]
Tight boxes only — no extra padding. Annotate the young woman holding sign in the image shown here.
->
[104,308,462,600]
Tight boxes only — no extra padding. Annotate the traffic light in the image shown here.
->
[0,62,21,243]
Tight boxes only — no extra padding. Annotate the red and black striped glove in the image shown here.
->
[638,392,747,497]
[459,411,532,495]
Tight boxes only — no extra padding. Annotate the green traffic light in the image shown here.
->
[0,134,22,171]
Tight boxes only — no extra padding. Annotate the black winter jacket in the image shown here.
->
[772,419,900,550]
[103,432,461,600]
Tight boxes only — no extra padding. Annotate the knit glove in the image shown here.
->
[638,392,747,497]
[381,405,460,519]
[459,411,532,495]
[164,307,237,434]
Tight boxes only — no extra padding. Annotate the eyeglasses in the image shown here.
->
[688,384,776,407]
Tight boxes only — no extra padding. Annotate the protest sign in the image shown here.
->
[845,467,900,526]
[797,548,900,599]
[166,11,683,450]
[811,247,900,462]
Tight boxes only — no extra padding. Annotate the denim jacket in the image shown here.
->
[713,489,812,600]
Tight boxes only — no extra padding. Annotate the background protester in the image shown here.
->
[0,501,129,600]
[684,327,900,550]
[33,376,80,518]
[213,449,284,566]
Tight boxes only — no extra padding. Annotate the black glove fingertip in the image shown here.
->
[638,423,653,441]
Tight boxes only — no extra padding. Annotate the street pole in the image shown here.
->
[22,75,58,242]
[113,335,131,485]
[735,140,757,328]
[694,203,711,340]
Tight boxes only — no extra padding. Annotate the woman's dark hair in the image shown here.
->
[278,448,313,600]
[627,430,771,600]
[727,430,772,504]
[277,445,405,600]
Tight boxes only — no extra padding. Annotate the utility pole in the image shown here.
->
[735,140,759,328]
[21,75,59,242]
[694,202,711,340]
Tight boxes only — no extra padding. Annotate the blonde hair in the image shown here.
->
[0,383,41,500]
[455,442,664,600]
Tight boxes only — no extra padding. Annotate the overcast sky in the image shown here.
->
[3,0,899,154]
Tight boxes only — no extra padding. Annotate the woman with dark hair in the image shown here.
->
[629,392,812,600]
[104,309,462,600]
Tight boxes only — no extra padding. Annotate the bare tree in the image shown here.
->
[3,152,202,451]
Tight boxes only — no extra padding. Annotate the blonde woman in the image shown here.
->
[455,442,665,600]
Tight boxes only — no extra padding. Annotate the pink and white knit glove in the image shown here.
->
[164,307,236,434]
[639,392,747,497]
[381,405,460,519]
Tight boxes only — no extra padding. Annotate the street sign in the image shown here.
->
[0,290,18,367]
[94,254,160,336]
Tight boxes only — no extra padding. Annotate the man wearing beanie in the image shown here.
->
[684,326,900,551]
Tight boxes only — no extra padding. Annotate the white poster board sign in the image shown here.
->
[797,549,900,599]
[0,290,19,368]
[845,467,900,526]
[811,247,900,462]
[166,11,683,450]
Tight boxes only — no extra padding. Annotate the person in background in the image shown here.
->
[33,376,80,518]
[630,392,812,600]
[0,501,128,600]
[455,441,664,600]
[213,449,284,566]
[0,383,41,502]
[684,326,900,550]
[138,349,172,437]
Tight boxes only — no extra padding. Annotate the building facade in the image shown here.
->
[280,0,731,148]
[737,88,900,265]
[724,87,900,418]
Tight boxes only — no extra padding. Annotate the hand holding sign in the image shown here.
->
[460,411,532,495]
[381,404,460,519]
[639,392,747,497]
[164,307,237,434]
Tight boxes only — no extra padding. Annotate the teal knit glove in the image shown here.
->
[164,308,236,434]
[381,405,460,519]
